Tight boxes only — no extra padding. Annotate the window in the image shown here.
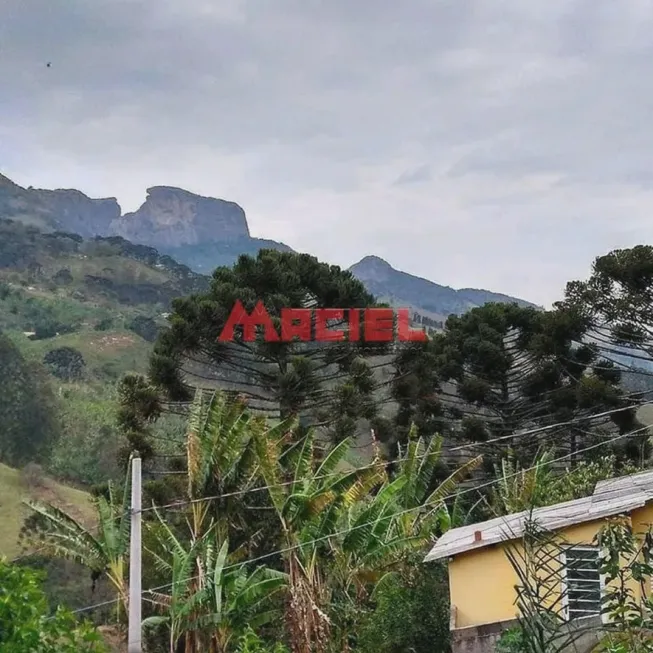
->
[563,546,603,621]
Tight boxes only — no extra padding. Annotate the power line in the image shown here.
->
[143,425,653,598]
[62,422,653,623]
[33,398,651,630]
[138,401,653,514]
[143,425,588,479]
[214,424,652,575]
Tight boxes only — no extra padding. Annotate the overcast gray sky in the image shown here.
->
[2,0,653,307]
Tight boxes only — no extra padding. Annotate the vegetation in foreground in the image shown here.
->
[1,219,653,651]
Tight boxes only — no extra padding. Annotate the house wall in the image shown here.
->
[450,617,604,653]
[449,545,519,629]
[631,504,653,541]
[446,512,653,630]
[630,504,653,603]
[446,503,653,652]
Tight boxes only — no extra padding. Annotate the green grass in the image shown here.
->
[6,328,154,485]
[0,463,94,558]
[0,281,167,336]
[7,327,152,382]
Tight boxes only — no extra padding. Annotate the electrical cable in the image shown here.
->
[138,401,653,514]
[61,422,653,624]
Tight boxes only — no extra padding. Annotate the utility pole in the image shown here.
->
[128,454,142,653]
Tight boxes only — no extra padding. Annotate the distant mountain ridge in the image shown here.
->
[0,172,120,237]
[0,172,535,318]
[0,173,293,272]
[348,255,539,321]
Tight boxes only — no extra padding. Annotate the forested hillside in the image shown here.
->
[0,220,204,486]
[2,210,653,652]
[349,255,539,322]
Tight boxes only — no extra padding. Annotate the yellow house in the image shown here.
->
[424,469,653,653]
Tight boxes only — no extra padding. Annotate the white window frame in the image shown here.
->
[560,545,607,624]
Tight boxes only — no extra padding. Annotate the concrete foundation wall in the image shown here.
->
[451,617,605,653]
[451,620,517,653]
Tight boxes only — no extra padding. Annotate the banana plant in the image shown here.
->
[254,424,386,653]
[144,508,286,653]
[254,421,481,653]
[336,426,481,590]
[184,389,263,539]
[142,390,291,652]
[490,450,556,515]
[22,468,132,621]
[183,388,296,557]
[328,426,481,651]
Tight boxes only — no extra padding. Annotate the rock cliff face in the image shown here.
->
[0,173,537,318]
[0,174,290,272]
[111,186,250,248]
[31,188,120,238]
[0,173,120,236]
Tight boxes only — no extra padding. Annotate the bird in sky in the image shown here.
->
[46,62,51,68]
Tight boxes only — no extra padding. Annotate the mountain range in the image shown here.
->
[0,172,537,319]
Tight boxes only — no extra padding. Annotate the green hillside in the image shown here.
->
[0,219,198,487]
[0,463,93,559]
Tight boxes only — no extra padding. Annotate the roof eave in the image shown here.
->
[423,495,649,564]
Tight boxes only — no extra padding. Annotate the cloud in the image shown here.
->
[394,165,433,187]
[2,0,653,307]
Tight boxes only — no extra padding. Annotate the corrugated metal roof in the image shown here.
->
[594,468,653,497]
[424,469,653,563]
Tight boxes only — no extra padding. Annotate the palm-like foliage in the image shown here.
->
[388,424,482,541]
[490,450,556,515]
[183,388,293,553]
[184,389,262,537]
[255,424,385,653]
[254,422,481,653]
[23,472,131,619]
[141,390,291,652]
[144,508,286,653]
[337,425,482,598]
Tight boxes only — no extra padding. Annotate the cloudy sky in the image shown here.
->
[2,0,653,307]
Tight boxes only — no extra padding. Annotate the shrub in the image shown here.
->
[0,557,107,652]
[43,346,86,381]
[495,627,526,652]
[235,628,289,653]
[94,317,114,331]
[31,323,59,340]
[52,268,73,285]
[358,559,451,653]
[21,462,46,489]
[126,315,160,342]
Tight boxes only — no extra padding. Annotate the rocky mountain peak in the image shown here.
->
[348,255,537,320]
[31,188,121,238]
[111,185,250,248]
[0,173,289,270]
[348,255,394,280]
[0,173,121,238]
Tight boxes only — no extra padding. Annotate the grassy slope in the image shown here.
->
[9,327,151,380]
[0,463,93,558]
